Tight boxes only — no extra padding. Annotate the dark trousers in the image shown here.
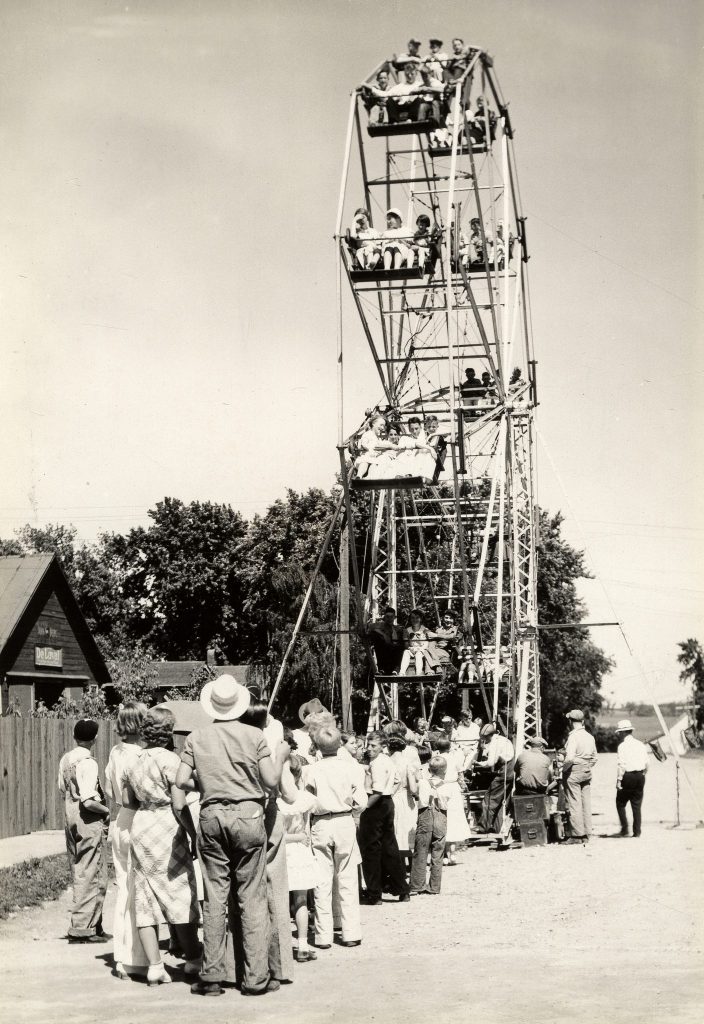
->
[616,771,645,836]
[387,97,423,123]
[410,806,447,894]
[372,638,403,675]
[359,796,409,899]
[479,766,514,833]
[197,801,270,991]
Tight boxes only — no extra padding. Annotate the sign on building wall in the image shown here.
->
[35,646,63,669]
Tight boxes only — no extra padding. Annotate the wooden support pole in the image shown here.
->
[339,524,352,731]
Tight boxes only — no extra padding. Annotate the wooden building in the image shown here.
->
[0,555,110,715]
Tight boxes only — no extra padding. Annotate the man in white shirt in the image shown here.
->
[358,733,409,904]
[615,719,648,837]
[562,709,598,844]
[475,723,514,833]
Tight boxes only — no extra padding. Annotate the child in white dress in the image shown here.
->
[276,755,318,963]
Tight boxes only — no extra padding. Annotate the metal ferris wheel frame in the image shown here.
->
[331,45,541,745]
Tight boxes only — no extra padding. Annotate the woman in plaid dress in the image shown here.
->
[123,707,200,986]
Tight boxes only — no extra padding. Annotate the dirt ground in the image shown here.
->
[2,752,702,1024]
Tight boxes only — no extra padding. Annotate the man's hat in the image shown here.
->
[526,736,548,748]
[409,37,421,45]
[429,37,443,46]
[298,697,326,724]
[615,719,633,733]
[200,674,251,721]
[480,723,496,738]
[566,709,584,722]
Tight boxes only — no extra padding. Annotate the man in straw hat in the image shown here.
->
[176,675,291,997]
[615,719,648,837]
[292,697,331,763]
[562,709,598,845]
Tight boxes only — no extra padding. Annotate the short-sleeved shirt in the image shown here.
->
[181,720,271,807]
[126,747,179,809]
[367,752,399,796]
[304,755,368,815]
[58,747,102,804]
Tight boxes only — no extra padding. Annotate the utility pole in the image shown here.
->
[339,523,352,730]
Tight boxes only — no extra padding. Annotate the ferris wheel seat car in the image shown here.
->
[348,265,426,283]
[367,117,440,138]
[350,474,435,492]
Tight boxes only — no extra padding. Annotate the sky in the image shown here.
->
[1,0,702,704]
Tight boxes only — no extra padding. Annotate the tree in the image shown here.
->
[677,639,704,728]
[106,646,160,707]
[536,511,614,745]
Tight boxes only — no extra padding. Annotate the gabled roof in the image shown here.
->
[0,554,110,683]
[0,555,54,650]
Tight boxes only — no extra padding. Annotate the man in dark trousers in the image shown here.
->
[359,733,410,905]
[366,605,405,675]
[475,723,514,833]
[615,719,649,837]
[176,675,291,997]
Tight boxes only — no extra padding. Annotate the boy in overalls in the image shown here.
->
[57,719,110,943]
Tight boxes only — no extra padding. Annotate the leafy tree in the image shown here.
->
[106,646,160,707]
[677,639,704,728]
[536,511,613,745]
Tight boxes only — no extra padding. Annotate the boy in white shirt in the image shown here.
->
[409,755,448,894]
[305,726,368,948]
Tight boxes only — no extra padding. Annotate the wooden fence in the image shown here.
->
[0,718,119,840]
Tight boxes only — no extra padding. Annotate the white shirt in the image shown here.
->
[57,747,101,802]
[304,755,368,814]
[480,734,514,770]
[367,751,399,795]
[617,734,648,779]
[291,727,314,763]
[104,741,142,805]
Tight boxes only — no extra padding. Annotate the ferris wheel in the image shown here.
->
[333,44,541,748]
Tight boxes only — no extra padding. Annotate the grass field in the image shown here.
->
[597,710,681,740]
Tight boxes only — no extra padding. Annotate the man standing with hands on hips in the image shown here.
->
[615,719,648,837]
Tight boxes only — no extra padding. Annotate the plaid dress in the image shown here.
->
[127,748,198,928]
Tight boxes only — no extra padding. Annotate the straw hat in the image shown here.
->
[615,719,633,733]
[298,697,327,724]
[566,709,584,722]
[200,674,251,721]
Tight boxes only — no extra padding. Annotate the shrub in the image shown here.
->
[594,724,620,753]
